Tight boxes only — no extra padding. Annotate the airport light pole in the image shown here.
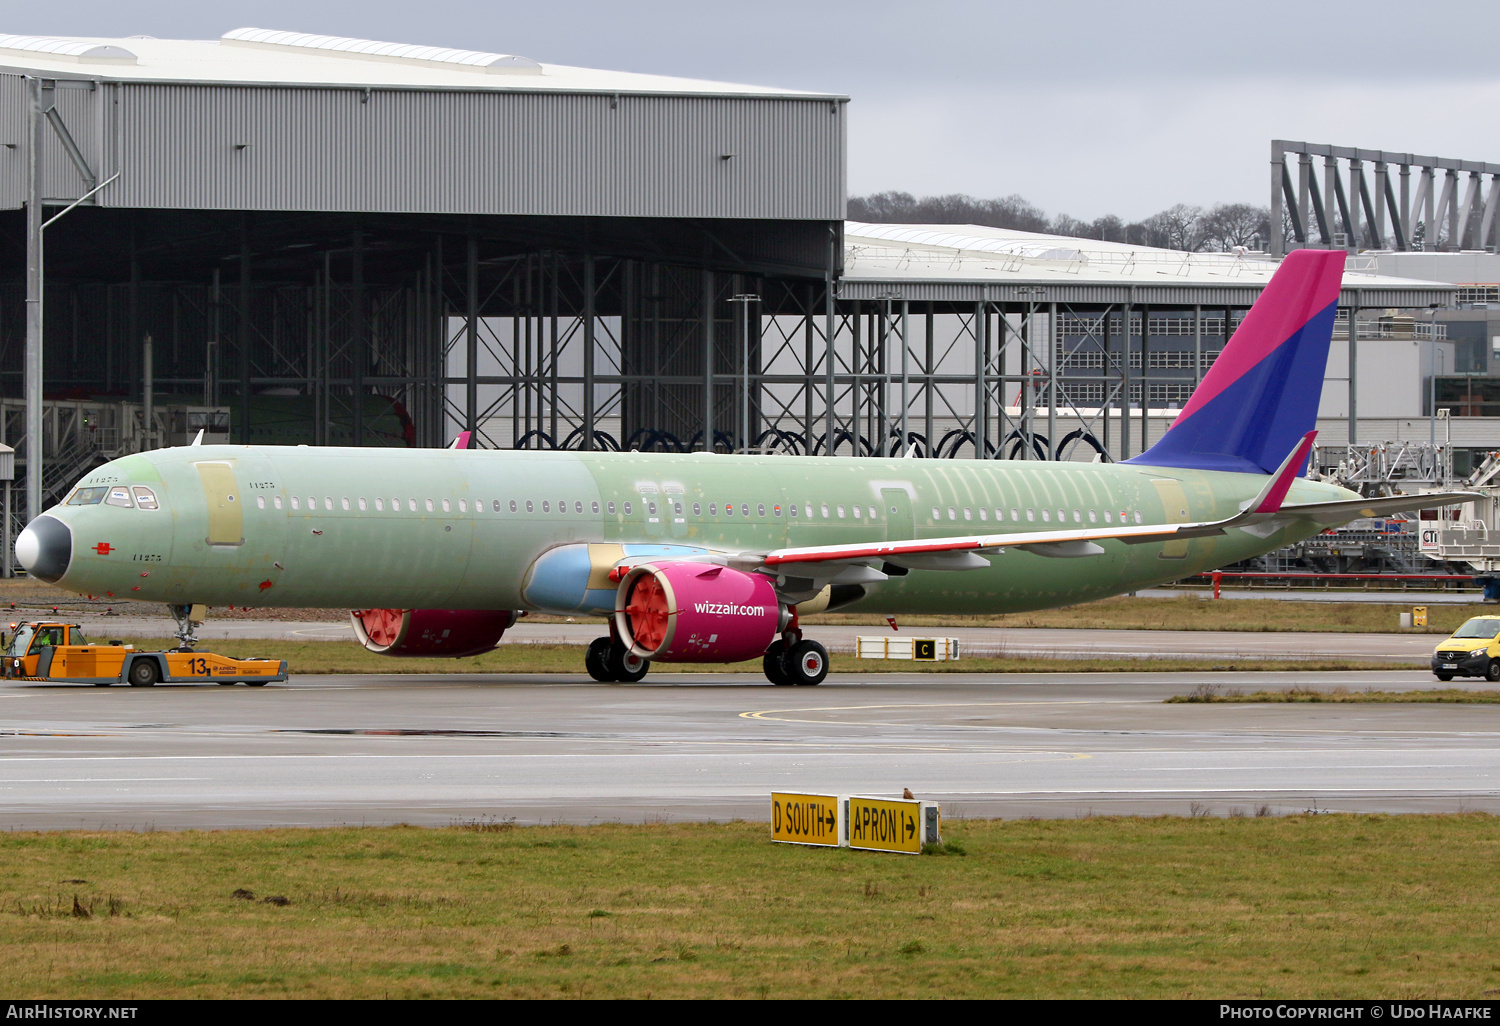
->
[730,294,760,454]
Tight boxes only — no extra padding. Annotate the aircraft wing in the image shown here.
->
[751,433,1482,574]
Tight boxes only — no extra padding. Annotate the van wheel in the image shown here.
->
[1435,672,1454,682]
[127,660,160,687]
[1485,660,1500,683]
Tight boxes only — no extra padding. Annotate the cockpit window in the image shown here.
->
[67,487,108,505]
[131,486,159,510]
[6,625,33,656]
[104,487,134,508]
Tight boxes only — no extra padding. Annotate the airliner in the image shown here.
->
[12,250,1474,685]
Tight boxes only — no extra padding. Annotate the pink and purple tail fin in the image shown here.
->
[1125,249,1346,475]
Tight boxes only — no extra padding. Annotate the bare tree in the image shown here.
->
[1200,203,1271,251]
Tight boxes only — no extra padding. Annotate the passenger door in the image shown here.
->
[195,462,243,546]
[882,487,915,542]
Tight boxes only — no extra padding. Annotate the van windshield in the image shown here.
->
[1452,618,1500,639]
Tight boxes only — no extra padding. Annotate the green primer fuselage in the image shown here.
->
[52,445,1355,614]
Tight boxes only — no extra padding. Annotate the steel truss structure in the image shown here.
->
[1272,140,1500,255]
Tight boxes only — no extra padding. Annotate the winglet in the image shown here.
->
[449,430,472,450]
[190,428,204,447]
[1247,430,1316,515]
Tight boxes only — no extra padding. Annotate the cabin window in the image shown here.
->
[833,505,842,518]
[1134,511,1143,524]
[852,506,862,520]
[496,501,504,512]
[542,501,550,513]
[624,502,633,515]
[647,502,657,516]
[324,497,333,511]
[592,501,600,514]
[774,505,783,517]
[963,507,972,521]
[1088,509,1097,523]
[822,504,831,519]
[673,501,682,516]
[404,498,414,512]
[978,508,987,521]
[607,501,615,515]
[742,503,750,517]
[132,486,159,510]
[1010,508,1019,521]
[442,498,452,513]
[726,503,734,517]
[375,498,384,511]
[790,505,798,517]
[273,496,283,510]
[105,487,134,508]
[458,499,467,513]
[931,507,940,520]
[1104,510,1113,523]
[947,507,956,521]
[576,501,584,514]
[307,496,316,510]
[1026,509,1035,522]
[425,498,435,512]
[525,500,534,513]
[707,503,716,516]
[1042,509,1051,522]
[1073,510,1081,523]
[693,502,701,516]
[291,496,300,510]
[757,503,766,517]
[256,496,266,509]
[341,497,351,511]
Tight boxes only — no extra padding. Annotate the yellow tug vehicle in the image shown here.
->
[1,621,287,687]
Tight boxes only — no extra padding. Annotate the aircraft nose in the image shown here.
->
[15,515,72,583]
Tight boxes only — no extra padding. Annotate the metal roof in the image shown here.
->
[0,29,840,99]
[840,222,1456,308]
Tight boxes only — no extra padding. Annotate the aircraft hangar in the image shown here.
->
[0,28,1455,576]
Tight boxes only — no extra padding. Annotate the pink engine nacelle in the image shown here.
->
[350,608,519,657]
[614,562,782,663]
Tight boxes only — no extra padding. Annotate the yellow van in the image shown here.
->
[1432,616,1500,682]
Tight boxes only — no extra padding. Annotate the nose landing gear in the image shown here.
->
[167,603,206,651]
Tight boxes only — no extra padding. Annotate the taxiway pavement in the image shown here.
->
[1,669,1492,830]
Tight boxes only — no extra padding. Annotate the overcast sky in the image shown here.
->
[10,1,1500,222]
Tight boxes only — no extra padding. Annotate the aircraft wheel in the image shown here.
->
[585,637,614,682]
[127,659,160,688]
[785,640,828,686]
[763,641,792,685]
[608,640,650,683]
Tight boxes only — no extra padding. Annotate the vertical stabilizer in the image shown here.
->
[1125,249,1345,475]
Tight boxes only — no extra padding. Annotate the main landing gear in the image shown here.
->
[585,637,650,683]
[763,637,829,686]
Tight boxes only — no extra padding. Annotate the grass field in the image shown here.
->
[95,637,1407,676]
[808,595,1490,634]
[1168,685,1500,704]
[0,576,1486,635]
[4,816,1499,998]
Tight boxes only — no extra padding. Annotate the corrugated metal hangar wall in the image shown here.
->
[0,41,847,525]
